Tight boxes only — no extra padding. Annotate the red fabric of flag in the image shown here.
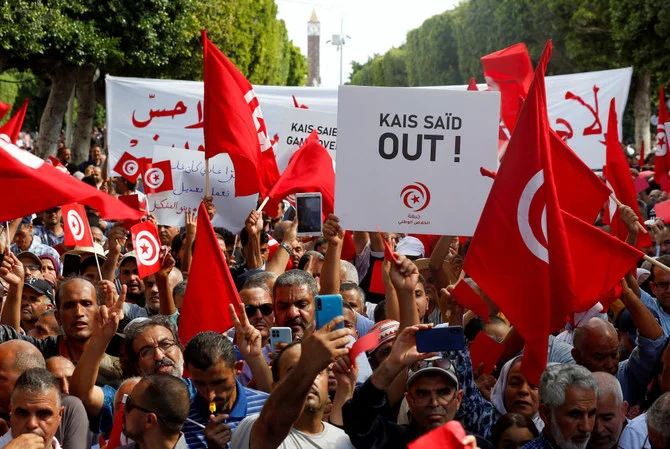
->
[106,398,126,449]
[0,139,144,222]
[48,156,69,174]
[265,130,335,220]
[141,159,173,194]
[179,201,242,345]
[408,421,467,449]
[465,41,576,384]
[62,203,94,247]
[481,43,533,134]
[604,98,652,249]
[131,221,163,278]
[0,100,10,120]
[0,98,29,143]
[114,151,142,183]
[467,77,478,91]
[451,279,490,323]
[654,86,670,186]
[470,332,504,374]
[260,148,281,212]
[202,30,270,197]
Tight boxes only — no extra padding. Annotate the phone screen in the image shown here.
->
[296,194,322,235]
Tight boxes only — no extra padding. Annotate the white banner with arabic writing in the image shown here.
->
[145,146,254,231]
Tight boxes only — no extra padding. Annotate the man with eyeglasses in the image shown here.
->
[642,254,670,336]
[17,252,45,280]
[342,324,493,449]
[119,374,190,449]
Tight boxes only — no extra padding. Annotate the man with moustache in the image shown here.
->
[522,364,597,449]
[272,270,318,341]
[588,372,628,449]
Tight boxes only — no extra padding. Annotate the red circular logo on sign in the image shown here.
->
[400,182,431,212]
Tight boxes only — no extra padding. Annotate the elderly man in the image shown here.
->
[521,364,597,449]
[231,317,355,449]
[618,392,670,449]
[588,372,628,449]
[342,324,492,449]
[120,374,190,449]
[273,270,319,341]
[10,219,59,262]
[21,278,54,333]
[0,368,63,449]
[571,282,666,407]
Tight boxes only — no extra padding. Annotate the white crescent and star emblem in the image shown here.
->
[67,210,85,241]
[517,169,549,264]
[135,230,160,266]
[144,168,164,190]
[122,160,139,176]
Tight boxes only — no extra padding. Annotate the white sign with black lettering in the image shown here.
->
[276,107,338,172]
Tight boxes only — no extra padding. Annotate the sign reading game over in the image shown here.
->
[335,86,500,235]
[276,108,337,172]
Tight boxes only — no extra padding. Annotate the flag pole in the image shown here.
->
[610,195,648,234]
[643,255,670,274]
[257,196,269,213]
[205,159,210,198]
[88,221,103,281]
[5,221,9,251]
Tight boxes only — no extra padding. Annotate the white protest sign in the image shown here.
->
[335,86,500,235]
[276,108,337,172]
[146,146,255,232]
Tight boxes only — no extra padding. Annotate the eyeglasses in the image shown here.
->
[137,339,177,360]
[653,281,670,291]
[245,303,273,317]
[23,264,41,272]
[126,396,166,424]
[408,357,454,375]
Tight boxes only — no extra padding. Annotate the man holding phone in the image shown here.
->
[273,270,319,341]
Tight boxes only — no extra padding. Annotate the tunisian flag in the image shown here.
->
[62,203,94,247]
[604,98,652,249]
[264,130,335,220]
[202,30,271,197]
[654,86,670,186]
[0,139,144,222]
[465,41,576,384]
[0,98,29,143]
[481,43,533,135]
[179,201,242,345]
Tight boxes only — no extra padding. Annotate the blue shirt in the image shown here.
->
[521,432,556,449]
[616,330,667,407]
[32,225,64,247]
[183,379,268,449]
[356,312,374,337]
[618,413,649,449]
[639,289,670,336]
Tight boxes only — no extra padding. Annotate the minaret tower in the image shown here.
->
[307,10,321,86]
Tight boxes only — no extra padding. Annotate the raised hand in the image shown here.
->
[245,210,263,236]
[387,323,437,368]
[0,252,24,286]
[185,210,197,240]
[157,249,176,279]
[204,196,216,220]
[106,225,128,254]
[300,316,352,375]
[389,254,419,292]
[229,303,263,359]
[96,284,126,341]
[322,214,344,246]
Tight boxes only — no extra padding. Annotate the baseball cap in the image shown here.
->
[24,277,55,305]
[17,251,42,267]
[120,251,137,266]
[367,319,399,356]
[395,237,425,258]
[407,356,459,389]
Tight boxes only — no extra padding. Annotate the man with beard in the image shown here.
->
[231,317,354,449]
[183,332,268,449]
[273,270,318,342]
[642,254,670,336]
[119,374,190,449]
[117,253,146,306]
[588,372,628,449]
[521,364,597,449]
[572,281,666,407]
[33,207,64,247]
[0,368,63,449]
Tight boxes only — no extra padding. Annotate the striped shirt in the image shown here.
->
[183,379,268,449]
[521,433,556,449]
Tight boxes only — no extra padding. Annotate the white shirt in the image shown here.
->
[0,430,62,449]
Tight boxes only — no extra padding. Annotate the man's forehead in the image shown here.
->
[134,325,173,347]
[240,288,271,304]
[61,281,96,299]
[275,284,313,301]
[12,388,60,406]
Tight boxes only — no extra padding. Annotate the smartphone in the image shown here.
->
[315,294,344,330]
[62,253,81,277]
[416,325,465,353]
[296,193,322,237]
[270,327,293,352]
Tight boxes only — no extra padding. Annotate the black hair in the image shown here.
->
[213,227,235,247]
[240,228,269,247]
[183,331,237,371]
[124,315,182,368]
[649,255,670,282]
[11,368,61,407]
[140,374,190,434]
[271,341,302,382]
[490,412,539,448]
[373,300,387,322]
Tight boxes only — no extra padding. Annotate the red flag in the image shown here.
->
[481,43,533,134]
[130,221,162,278]
[292,95,309,109]
[0,139,144,222]
[113,151,142,183]
[639,141,645,168]
[654,86,669,186]
[550,129,611,223]
[470,332,504,374]
[141,159,173,194]
[47,156,69,174]
[368,260,386,295]
[654,199,670,222]
[62,204,94,247]
[0,100,10,120]
[106,396,126,449]
[179,201,242,345]
[467,77,478,91]
[0,99,29,143]
[604,98,652,249]
[264,130,335,219]
[349,328,381,367]
[465,42,576,384]
[202,30,270,197]
[451,280,490,323]
[408,421,467,449]
[260,148,281,208]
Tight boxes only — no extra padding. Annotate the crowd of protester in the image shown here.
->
[0,132,669,449]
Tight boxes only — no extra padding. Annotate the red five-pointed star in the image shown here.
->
[141,242,149,254]
[412,195,420,204]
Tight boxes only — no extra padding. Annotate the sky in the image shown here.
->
[276,0,461,88]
